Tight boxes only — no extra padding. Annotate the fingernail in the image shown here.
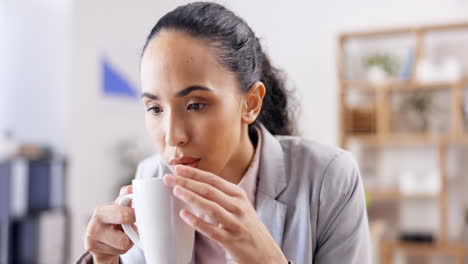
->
[164,174,175,186]
[174,186,185,199]
[176,165,186,174]
[180,210,191,222]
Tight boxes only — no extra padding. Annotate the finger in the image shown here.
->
[173,185,239,233]
[119,185,133,196]
[94,204,135,224]
[86,238,128,255]
[115,185,133,206]
[131,223,139,236]
[179,209,230,244]
[87,218,134,251]
[164,174,240,213]
[174,165,240,197]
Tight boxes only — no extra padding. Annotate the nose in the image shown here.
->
[165,111,189,147]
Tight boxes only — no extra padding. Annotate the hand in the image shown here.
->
[163,165,288,264]
[84,186,136,264]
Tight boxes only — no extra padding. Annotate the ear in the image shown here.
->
[241,81,266,125]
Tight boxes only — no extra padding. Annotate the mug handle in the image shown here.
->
[117,194,142,249]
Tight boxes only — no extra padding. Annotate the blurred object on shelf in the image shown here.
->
[348,106,377,133]
[1,155,68,263]
[10,159,28,219]
[461,209,468,244]
[398,171,440,196]
[399,232,435,244]
[463,91,468,129]
[364,53,400,84]
[0,131,54,160]
[369,220,389,264]
[425,30,468,76]
[346,90,375,107]
[416,57,461,84]
[404,92,433,132]
[348,143,378,185]
[0,131,19,161]
[343,34,413,82]
[370,220,388,242]
[398,48,415,80]
[345,91,377,134]
[366,65,388,85]
[37,210,67,263]
[391,91,447,133]
[367,200,400,239]
[18,144,53,160]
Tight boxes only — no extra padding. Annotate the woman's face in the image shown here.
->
[140,30,249,176]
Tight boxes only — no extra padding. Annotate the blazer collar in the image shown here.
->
[254,123,288,248]
[255,123,287,198]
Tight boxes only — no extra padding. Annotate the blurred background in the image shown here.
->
[1,0,468,263]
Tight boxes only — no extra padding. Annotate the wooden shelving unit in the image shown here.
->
[380,240,467,264]
[366,188,438,201]
[337,22,468,264]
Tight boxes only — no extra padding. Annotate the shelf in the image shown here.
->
[347,133,448,145]
[339,21,468,264]
[340,22,468,40]
[348,133,468,146]
[455,134,468,144]
[381,240,468,256]
[342,78,467,93]
[366,188,438,201]
[380,240,468,264]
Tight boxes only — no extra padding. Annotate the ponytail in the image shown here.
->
[256,51,296,135]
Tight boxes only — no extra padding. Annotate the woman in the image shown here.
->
[78,2,370,264]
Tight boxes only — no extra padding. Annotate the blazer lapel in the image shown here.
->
[254,124,288,248]
[256,191,288,247]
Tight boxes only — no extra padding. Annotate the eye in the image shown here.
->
[147,106,163,115]
[187,103,206,111]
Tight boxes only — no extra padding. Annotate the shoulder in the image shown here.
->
[135,153,169,180]
[274,135,359,192]
[276,135,345,160]
[275,135,357,175]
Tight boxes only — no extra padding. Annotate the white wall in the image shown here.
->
[3,0,464,261]
[1,0,72,153]
[0,3,7,134]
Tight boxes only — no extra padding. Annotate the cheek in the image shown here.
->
[194,103,242,172]
[145,116,164,152]
[198,102,241,143]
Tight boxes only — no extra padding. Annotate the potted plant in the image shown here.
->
[363,53,400,84]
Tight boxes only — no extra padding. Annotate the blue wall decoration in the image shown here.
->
[101,57,138,99]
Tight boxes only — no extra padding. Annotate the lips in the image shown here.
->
[169,156,201,168]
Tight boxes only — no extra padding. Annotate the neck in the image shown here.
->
[220,125,255,184]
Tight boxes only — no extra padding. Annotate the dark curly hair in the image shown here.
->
[142,2,297,135]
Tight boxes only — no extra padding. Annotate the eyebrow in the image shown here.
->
[140,85,212,100]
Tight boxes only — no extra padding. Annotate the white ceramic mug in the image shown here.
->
[118,178,195,263]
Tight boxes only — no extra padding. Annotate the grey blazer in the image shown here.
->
[120,124,371,264]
